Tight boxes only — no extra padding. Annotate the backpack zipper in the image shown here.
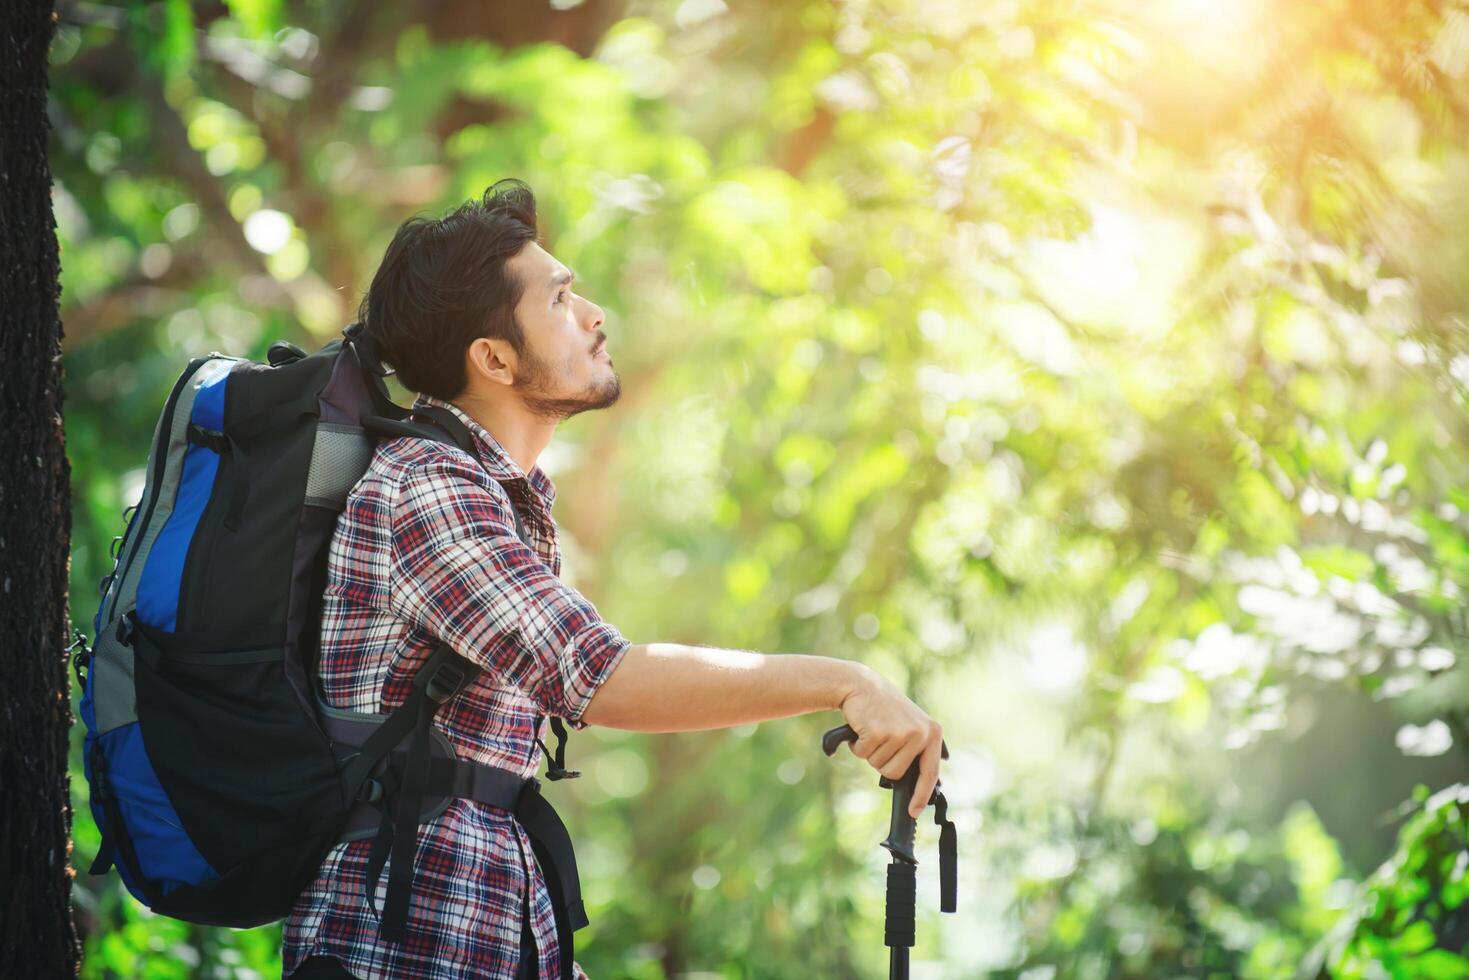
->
[99,357,210,630]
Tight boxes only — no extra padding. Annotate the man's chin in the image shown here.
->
[574,375,622,416]
[518,376,621,421]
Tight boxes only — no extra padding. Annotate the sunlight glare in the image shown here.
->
[1154,0,1265,67]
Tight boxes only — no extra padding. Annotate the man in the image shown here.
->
[283,179,945,979]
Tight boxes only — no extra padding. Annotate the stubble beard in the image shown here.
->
[512,343,622,422]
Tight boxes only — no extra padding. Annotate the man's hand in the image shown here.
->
[837,667,945,818]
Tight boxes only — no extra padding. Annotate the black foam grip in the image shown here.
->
[884,862,917,949]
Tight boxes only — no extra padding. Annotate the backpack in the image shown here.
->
[76,324,588,977]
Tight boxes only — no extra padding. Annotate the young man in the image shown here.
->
[282,179,946,979]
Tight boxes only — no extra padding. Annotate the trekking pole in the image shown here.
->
[822,725,958,980]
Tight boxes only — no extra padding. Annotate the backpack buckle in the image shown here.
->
[419,660,469,704]
[412,644,481,705]
[116,612,136,646]
[518,776,543,807]
[69,630,92,688]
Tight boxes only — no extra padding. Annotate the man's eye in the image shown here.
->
[555,290,568,305]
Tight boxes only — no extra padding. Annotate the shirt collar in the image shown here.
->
[412,394,557,506]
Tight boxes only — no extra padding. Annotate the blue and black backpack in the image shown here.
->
[76,324,589,977]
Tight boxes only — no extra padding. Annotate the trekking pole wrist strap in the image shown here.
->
[934,789,957,914]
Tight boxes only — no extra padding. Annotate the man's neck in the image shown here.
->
[450,392,556,479]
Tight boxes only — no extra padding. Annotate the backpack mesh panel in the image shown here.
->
[304,423,373,510]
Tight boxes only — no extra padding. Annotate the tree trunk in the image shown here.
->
[0,0,80,976]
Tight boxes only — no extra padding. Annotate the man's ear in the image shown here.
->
[466,336,515,388]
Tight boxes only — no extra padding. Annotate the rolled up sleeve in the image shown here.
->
[388,455,630,729]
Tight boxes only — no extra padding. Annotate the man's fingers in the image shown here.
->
[869,741,906,773]
[860,735,927,776]
[878,742,921,780]
[850,731,880,761]
[909,738,943,818]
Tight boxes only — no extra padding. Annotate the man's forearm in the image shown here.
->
[580,642,873,733]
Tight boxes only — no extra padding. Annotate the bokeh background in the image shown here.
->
[51,0,1469,976]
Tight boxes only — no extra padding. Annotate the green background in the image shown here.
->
[53,0,1469,976]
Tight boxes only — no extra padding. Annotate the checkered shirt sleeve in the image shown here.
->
[388,451,630,730]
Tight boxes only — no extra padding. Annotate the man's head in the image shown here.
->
[359,178,620,422]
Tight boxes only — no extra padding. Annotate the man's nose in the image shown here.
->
[581,296,605,333]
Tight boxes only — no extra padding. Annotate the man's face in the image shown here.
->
[503,241,621,421]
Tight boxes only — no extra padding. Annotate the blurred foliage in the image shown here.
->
[50,0,1469,976]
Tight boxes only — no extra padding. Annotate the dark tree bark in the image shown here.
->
[0,0,80,976]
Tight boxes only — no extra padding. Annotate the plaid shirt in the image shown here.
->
[283,395,631,979]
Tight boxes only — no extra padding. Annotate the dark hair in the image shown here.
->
[357,178,540,400]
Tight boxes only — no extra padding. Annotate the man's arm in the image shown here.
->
[579,643,871,732]
[580,643,944,818]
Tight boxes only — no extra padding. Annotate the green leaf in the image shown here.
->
[1404,949,1469,980]
[128,0,196,83]
[224,0,284,39]
[1398,919,1437,954]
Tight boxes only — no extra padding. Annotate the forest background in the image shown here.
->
[49,0,1469,976]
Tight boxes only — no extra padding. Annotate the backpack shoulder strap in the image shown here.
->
[406,404,473,454]
[360,411,529,545]
[343,643,480,942]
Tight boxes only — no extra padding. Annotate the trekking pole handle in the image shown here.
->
[820,725,949,865]
[821,723,860,758]
[820,724,950,763]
